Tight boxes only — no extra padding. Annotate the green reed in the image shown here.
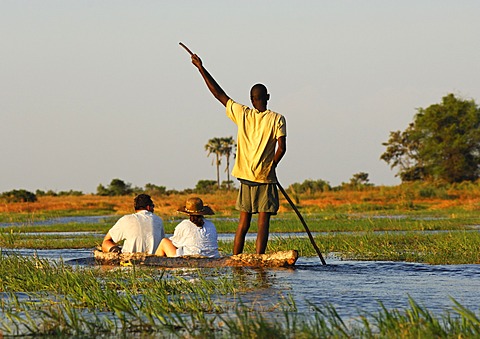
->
[223,230,480,264]
[0,210,115,223]
[0,253,243,336]
[0,254,478,337]
[4,209,480,234]
[361,297,480,338]
[2,230,479,265]
[270,213,480,233]
[0,231,102,249]
[8,210,477,237]
[200,211,480,234]
[1,220,115,233]
[2,208,479,265]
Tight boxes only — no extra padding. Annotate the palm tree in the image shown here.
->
[220,137,236,189]
[205,138,223,188]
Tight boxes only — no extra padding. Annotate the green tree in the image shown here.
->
[221,136,236,189]
[96,184,110,196]
[96,179,133,196]
[381,123,425,181]
[1,189,37,203]
[144,183,166,196]
[205,137,224,188]
[381,94,480,183]
[289,179,331,194]
[195,179,218,194]
[35,189,57,197]
[345,172,373,190]
[351,172,370,185]
[58,190,83,196]
[109,179,133,195]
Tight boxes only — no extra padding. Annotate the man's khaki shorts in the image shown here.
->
[236,182,279,214]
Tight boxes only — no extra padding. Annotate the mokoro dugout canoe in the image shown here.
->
[94,249,299,268]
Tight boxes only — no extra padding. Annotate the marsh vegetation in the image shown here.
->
[1,253,479,338]
[1,183,479,337]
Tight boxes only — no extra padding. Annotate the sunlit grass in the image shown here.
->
[2,222,479,265]
[1,187,479,336]
[0,254,478,337]
[218,230,480,264]
[0,192,239,220]
[2,211,479,234]
[2,182,480,221]
[0,231,101,249]
[1,188,480,264]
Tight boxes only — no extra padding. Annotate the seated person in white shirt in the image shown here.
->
[155,197,220,258]
[101,194,165,254]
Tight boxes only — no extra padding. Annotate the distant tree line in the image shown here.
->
[96,179,167,196]
[287,172,373,196]
[0,173,374,203]
[36,189,84,197]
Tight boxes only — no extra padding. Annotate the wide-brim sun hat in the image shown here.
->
[177,197,214,215]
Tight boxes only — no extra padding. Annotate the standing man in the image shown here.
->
[102,194,165,254]
[189,53,287,254]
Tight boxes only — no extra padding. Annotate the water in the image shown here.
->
[213,257,479,319]
[281,258,479,317]
[0,215,113,227]
[2,214,478,319]
[5,248,479,319]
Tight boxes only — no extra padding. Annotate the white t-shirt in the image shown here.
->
[108,210,165,254]
[170,219,220,258]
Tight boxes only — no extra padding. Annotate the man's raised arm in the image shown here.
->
[191,54,230,107]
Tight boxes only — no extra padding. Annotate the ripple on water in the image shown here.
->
[281,257,480,316]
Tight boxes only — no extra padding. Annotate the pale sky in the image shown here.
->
[1,1,479,193]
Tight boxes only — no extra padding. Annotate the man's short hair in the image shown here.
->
[134,194,153,210]
[251,83,268,96]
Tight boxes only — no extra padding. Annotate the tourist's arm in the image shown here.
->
[191,54,230,106]
[273,136,287,167]
[101,233,121,253]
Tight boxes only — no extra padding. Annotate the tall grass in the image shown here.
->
[2,210,478,234]
[226,230,480,264]
[0,254,478,337]
[0,253,236,336]
[1,187,479,265]
[363,297,480,338]
[0,231,101,249]
[2,227,479,265]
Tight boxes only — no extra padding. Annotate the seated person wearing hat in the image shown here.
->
[155,197,220,258]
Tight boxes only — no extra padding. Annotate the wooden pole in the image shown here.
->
[179,42,194,56]
[277,181,327,265]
